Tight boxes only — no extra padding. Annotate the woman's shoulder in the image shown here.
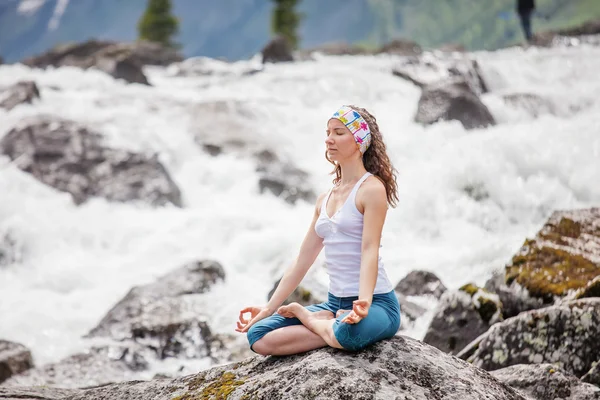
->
[357,175,387,208]
[314,190,329,215]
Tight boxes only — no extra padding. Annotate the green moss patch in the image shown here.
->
[539,217,583,245]
[459,283,502,324]
[506,244,599,299]
[173,371,245,400]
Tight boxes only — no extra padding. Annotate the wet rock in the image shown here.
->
[395,293,427,330]
[423,284,502,355]
[21,40,166,85]
[378,39,422,56]
[60,336,526,400]
[490,364,600,400]
[414,78,496,130]
[575,276,600,300]
[94,54,149,85]
[0,81,40,111]
[0,117,182,207]
[3,344,150,389]
[300,41,371,56]
[256,149,316,205]
[261,36,293,64]
[21,40,182,84]
[503,93,557,118]
[0,340,33,384]
[462,298,600,378]
[394,270,447,299]
[192,101,316,205]
[86,260,227,362]
[0,386,78,400]
[484,270,545,319]
[505,208,600,302]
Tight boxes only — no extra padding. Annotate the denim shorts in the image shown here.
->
[247,290,401,352]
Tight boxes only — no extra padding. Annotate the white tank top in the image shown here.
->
[314,172,393,297]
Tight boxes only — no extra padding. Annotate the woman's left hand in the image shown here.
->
[340,299,370,324]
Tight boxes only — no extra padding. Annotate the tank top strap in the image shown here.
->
[348,172,372,202]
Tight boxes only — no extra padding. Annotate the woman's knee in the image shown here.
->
[251,337,272,356]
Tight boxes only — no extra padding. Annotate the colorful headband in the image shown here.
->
[330,106,372,154]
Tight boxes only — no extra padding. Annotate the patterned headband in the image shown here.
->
[330,106,372,154]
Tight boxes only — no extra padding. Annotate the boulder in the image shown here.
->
[261,36,294,64]
[86,261,227,362]
[423,283,502,355]
[0,81,40,111]
[461,298,600,378]
[394,270,447,299]
[484,270,545,319]
[378,39,422,56]
[3,343,150,389]
[0,386,79,400]
[490,364,600,400]
[582,361,600,387]
[0,117,182,207]
[505,208,600,302]
[503,93,557,118]
[0,340,33,384]
[414,78,495,130]
[395,293,428,329]
[19,40,181,85]
[58,336,526,400]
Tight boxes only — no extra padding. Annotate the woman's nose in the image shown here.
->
[325,136,334,144]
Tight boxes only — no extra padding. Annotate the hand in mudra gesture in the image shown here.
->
[340,299,370,324]
[235,306,272,333]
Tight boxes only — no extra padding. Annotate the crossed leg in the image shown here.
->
[278,303,344,349]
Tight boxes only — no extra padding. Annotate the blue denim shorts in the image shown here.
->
[247,290,401,352]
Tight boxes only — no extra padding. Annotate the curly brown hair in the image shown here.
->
[325,105,399,208]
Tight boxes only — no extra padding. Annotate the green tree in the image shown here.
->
[137,0,179,48]
[271,0,303,49]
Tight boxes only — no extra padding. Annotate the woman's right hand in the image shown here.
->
[235,306,273,333]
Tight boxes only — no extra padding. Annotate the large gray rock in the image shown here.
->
[2,343,150,389]
[86,261,227,362]
[261,36,294,64]
[59,336,526,400]
[423,285,502,355]
[504,208,600,302]
[394,269,447,299]
[0,386,79,400]
[21,39,182,84]
[490,364,600,400]
[0,340,33,384]
[414,79,496,130]
[484,270,545,319]
[0,81,40,111]
[461,298,600,378]
[0,117,182,207]
[582,361,600,387]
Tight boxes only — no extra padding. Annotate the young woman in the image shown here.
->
[235,105,401,355]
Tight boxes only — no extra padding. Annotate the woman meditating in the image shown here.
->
[235,105,401,355]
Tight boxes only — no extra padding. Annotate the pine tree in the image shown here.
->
[137,0,179,48]
[271,0,303,49]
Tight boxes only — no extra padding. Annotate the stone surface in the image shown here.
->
[484,270,545,319]
[60,336,526,400]
[414,79,496,130]
[582,361,600,387]
[2,344,150,389]
[86,260,227,362]
[490,363,600,400]
[423,285,502,355]
[0,81,40,111]
[463,298,600,378]
[0,340,33,384]
[261,36,293,64]
[0,117,182,207]
[505,208,600,301]
[394,270,447,299]
[0,386,78,400]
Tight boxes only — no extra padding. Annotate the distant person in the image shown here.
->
[235,105,401,355]
[517,0,536,42]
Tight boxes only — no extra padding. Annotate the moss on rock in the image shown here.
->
[506,244,599,300]
[173,371,245,400]
[458,283,502,324]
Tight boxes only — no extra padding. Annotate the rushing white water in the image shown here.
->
[1,43,600,374]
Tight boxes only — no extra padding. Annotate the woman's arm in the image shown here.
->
[358,179,388,307]
[265,192,326,313]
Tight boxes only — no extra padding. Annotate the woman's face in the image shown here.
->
[325,118,359,162]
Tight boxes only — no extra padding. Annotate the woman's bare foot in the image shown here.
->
[336,309,351,318]
[277,303,334,320]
